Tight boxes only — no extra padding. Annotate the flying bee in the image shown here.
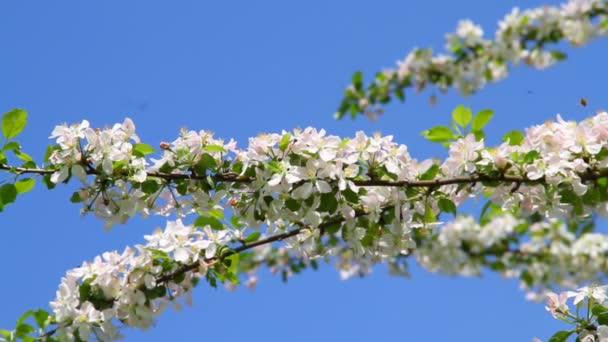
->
[580,98,588,107]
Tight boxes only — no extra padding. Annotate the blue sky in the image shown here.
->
[1,1,606,341]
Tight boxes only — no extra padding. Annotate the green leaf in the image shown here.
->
[549,50,567,61]
[2,141,20,151]
[279,133,291,152]
[424,203,435,223]
[547,330,573,342]
[2,108,27,139]
[141,180,160,194]
[151,285,169,299]
[394,87,405,102]
[0,184,17,205]
[79,282,92,301]
[419,164,440,181]
[41,174,56,190]
[197,153,217,171]
[342,188,359,204]
[16,310,32,326]
[266,160,283,174]
[194,215,224,230]
[421,125,455,143]
[70,191,82,203]
[318,193,338,213]
[523,150,540,164]
[224,253,240,283]
[132,143,155,157]
[438,198,457,215]
[520,270,534,287]
[352,71,363,90]
[593,304,608,325]
[32,309,49,328]
[503,130,524,146]
[452,105,472,127]
[207,208,224,219]
[14,178,35,194]
[230,215,243,228]
[285,198,301,211]
[14,150,33,162]
[324,222,341,234]
[473,130,485,141]
[243,231,261,243]
[14,323,34,338]
[203,144,226,153]
[471,109,494,132]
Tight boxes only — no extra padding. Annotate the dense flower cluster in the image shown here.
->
[14,109,606,339]
[416,214,608,296]
[336,0,608,119]
[49,220,229,341]
[47,111,608,236]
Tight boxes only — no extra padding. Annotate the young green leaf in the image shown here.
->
[547,330,573,342]
[204,144,226,153]
[471,109,494,132]
[2,108,27,139]
[32,309,50,329]
[207,208,224,219]
[424,203,436,223]
[419,164,440,180]
[503,130,525,146]
[2,141,20,151]
[452,105,472,127]
[352,71,363,90]
[14,150,33,162]
[243,231,261,243]
[194,215,224,230]
[14,178,35,194]
[421,126,455,142]
[132,143,155,157]
[549,50,567,61]
[279,133,291,152]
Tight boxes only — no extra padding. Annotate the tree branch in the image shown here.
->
[3,162,608,189]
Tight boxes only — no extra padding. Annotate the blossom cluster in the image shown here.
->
[336,0,608,118]
[414,213,608,296]
[541,285,608,342]
[49,220,231,341]
[47,111,608,240]
[2,108,602,340]
[43,110,608,263]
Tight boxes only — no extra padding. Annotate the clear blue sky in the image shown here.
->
[0,1,606,341]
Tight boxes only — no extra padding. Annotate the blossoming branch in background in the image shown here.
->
[335,0,608,119]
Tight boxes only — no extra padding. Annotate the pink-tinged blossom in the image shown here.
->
[545,291,569,317]
[442,134,483,176]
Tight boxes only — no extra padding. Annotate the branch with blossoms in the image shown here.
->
[538,285,608,342]
[335,0,608,119]
[6,104,608,340]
